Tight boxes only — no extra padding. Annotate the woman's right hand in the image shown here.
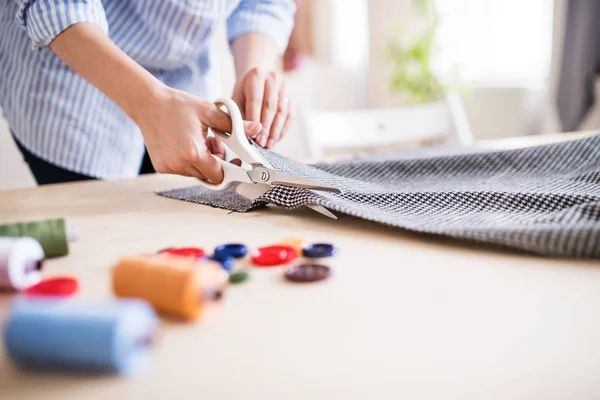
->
[47,22,261,184]
[132,85,262,184]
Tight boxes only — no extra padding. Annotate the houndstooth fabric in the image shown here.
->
[158,134,600,258]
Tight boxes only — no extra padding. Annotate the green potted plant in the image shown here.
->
[386,0,446,104]
[384,0,473,145]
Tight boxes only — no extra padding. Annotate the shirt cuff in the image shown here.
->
[227,1,296,55]
[16,0,109,51]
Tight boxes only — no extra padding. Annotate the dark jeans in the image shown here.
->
[13,135,155,185]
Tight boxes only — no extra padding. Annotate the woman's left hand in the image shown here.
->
[232,67,293,149]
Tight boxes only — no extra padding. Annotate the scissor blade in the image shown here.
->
[274,179,341,193]
[306,204,338,219]
[248,167,341,193]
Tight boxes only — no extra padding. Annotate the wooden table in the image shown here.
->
[1,132,599,399]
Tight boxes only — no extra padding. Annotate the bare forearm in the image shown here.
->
[49,22,163,123]
[231,33,279,79]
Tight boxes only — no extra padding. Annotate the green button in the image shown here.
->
[229,270,249,284]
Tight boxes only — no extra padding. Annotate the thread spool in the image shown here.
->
[0,218,70,258]
[111,254,229,321]
[3,297,158,375]
[0,237,44,290]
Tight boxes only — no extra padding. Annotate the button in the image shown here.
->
[302,243,337,258]
[24,276,78,297]
[159,247,206,260]
[275,237,306,254]
[229,270,250,284]
[214,243,248,259]
[209,255,235,272]
[251,245,298,267]
[284,264,331,283]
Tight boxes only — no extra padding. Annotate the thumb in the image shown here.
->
[205,104,262,138]
[205,104,233,136]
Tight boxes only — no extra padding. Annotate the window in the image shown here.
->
[433,0,555,85]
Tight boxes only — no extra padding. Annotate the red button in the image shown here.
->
[159,247,206,259]
[24,277,78,297]
[251,245,298,267]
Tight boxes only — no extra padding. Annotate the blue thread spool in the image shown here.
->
[3,297,158,375]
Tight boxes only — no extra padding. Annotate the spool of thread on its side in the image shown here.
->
[0,218,69,258]
[112,254,229,321]
[3,297,158,375]
[0,237,44,290]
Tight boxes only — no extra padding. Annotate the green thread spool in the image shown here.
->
[0,218,69,258]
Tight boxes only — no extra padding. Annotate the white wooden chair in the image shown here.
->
[297,90,474,160]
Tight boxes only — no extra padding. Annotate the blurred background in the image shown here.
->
[1,0,594,190]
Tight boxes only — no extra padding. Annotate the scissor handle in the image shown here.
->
[196,156,254,191]
[212,97,267,165]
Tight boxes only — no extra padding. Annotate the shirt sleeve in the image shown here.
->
[226,0,296,54]
[15,0,109,51]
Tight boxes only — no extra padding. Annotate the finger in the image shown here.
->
[204,101,263,140]
[230,158,242,167]
[191,143,224,184]
[280,106,295,141]
[243,120,262,138]
[244,68,265,124]
[177,161,209,180]
[232,80,245,118]
[210,117,261,139]
[169,166,199,179]
[266,85,289,149]
[257,72,278,147]
[206,137,226,160]
[190,165,209,182]
[154,154,203,179]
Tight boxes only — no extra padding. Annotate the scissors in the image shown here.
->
[196,98,341,219]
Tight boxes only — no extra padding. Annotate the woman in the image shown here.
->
[0,0,296,185]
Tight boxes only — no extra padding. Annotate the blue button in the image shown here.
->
[209,255,235,272]
[214,244,248,259]
[302,243,337,258]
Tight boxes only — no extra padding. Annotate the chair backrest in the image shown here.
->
[298,91,473,159]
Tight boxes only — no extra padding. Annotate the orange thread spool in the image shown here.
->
[111,254,228,321]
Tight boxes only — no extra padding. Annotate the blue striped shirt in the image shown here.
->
[0,0,295,179]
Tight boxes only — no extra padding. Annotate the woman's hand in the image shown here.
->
[48,23,262,183]
[133,86,262,183]
[232,67,293,149]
